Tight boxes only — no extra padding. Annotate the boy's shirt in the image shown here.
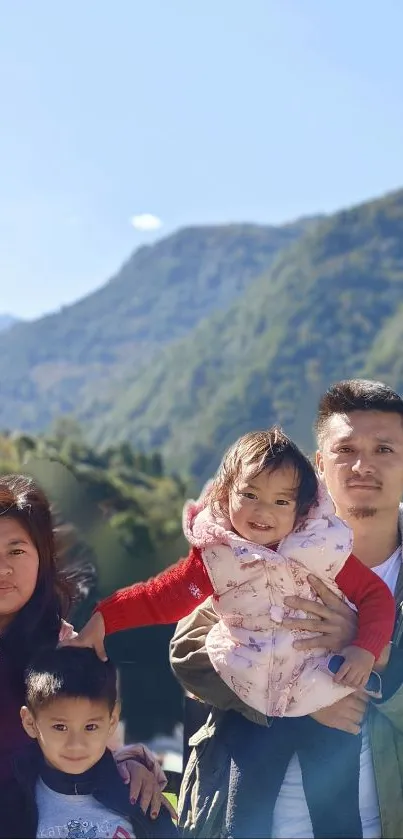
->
[0,746,177,839]
[36,778,135,838]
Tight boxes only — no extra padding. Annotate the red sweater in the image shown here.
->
[97,548,395,660]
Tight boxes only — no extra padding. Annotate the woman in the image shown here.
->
[0,473,175,822]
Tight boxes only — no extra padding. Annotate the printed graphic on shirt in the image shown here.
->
[38,816,134,838]
[66,821,97,839]
[35,779,135,839]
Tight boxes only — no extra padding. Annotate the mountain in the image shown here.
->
[0,219,318,432]
[0,314,19,332]
[88,188,403,480]
[2,188,403,482]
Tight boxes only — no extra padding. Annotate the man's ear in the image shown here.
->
[315,449,324,479]
[20,706,38,740]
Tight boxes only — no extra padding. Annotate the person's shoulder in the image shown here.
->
[0,776,20,800]
[0,776,28,837]
[98,751,178,838]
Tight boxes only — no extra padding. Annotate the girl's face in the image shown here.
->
[0,516,39,631]
[228,464,299,546]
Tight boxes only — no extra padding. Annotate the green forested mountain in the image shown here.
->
[2,188,403,482]
[91,188,403,480]
[0,220,314,432]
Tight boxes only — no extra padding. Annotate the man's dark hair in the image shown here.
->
[316,379,403,445]
[25,646,117,714]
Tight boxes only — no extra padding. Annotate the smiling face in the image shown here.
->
[316,410,403,520]
[0,516,40,631]
[21,697,119,774]
[228,464,299,545]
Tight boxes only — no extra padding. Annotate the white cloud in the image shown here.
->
[130,213,162,231]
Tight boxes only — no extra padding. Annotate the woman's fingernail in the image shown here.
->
[151,812,157,819]
[130,797,136,805]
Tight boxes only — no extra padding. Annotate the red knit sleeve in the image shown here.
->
[96,547,214,636]
[335,554,396,660]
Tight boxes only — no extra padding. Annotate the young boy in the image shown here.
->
[0,646,177,839]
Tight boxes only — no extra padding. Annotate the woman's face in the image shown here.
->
[0,516,39,630]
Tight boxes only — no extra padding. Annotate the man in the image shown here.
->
[170,379,403,838]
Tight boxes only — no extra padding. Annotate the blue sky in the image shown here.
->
[1,0,403,319]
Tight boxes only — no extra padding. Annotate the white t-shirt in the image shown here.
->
[272,547,402,839]
[36,778,135,839]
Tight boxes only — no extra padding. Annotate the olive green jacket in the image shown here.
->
[170,530,403,838]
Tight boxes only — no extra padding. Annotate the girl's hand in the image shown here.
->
[61,611,107,661]
[332,646,375,691]
[282,574,357,652]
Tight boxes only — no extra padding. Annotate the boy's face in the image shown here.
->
[21,697,119,774]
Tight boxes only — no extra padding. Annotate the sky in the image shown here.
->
[1,0,403,320]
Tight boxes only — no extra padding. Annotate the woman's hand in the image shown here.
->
[116,757,177,819]
[282,574,357,652]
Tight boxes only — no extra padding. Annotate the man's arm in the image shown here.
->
[169,597,269,726]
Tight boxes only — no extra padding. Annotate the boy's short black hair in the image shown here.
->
[25,646,117,714]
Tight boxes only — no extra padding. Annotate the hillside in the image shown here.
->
[0,220,314,432]
[89,188,403,480]
[2,188,403,482]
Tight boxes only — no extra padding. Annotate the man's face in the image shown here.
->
[316,410,403,519]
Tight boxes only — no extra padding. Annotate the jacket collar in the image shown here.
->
[13,743,117,792]
[38,749,115,796]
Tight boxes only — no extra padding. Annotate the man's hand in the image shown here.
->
[311,692,369,735]
[61,611,107,661]
[332,646,375,690]
[282,574,357,652]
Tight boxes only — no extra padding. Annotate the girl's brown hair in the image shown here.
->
[206,426,318,521]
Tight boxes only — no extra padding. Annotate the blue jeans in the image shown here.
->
[223,712,362,839]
